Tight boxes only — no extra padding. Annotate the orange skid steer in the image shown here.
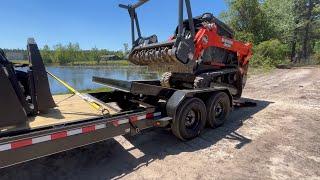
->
[120,0,252,98]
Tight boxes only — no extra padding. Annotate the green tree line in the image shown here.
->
[4,43,126,65]
[41,43,126,65]
[221,0,320,67]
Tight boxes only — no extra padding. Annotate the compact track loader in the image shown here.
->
[120,0,253,99]
[0,2,256,168]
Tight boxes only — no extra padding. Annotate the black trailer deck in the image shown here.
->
[0,93,165,168]
[0,77,234,169]
[0,95,116,134]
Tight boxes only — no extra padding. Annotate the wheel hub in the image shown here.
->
[185,110,196,127]
[214,102,223,118]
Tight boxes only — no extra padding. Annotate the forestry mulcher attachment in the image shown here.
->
[120,0,253,99]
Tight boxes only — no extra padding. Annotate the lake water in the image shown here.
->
[45,66,160,94]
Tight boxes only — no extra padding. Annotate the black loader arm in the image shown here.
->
[120,0,196,65]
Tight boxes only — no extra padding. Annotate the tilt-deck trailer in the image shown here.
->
[0,0,253,170]
[0,74,234,169]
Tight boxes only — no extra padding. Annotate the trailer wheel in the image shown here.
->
[172,98,206,140]
[206,92,230,128]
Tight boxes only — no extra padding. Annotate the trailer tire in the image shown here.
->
[206,92,230,128]
[172,98,206,140]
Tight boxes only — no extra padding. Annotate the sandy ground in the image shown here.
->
[0,66,319,180]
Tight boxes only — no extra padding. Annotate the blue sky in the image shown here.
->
[0,0,227,50]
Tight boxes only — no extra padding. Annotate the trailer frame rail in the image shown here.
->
[0,111,164,168]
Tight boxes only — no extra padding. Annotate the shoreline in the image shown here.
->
[11,60,131,66]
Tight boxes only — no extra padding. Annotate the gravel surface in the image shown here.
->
[1,66,319,180]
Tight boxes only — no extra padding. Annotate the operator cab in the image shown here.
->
[173,13,234,39]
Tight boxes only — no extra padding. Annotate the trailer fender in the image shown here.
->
[166,90,192,119]
[166,88,233,122]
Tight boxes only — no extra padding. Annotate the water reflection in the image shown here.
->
[46,66,160,94]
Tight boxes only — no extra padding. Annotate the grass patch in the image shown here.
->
[67,60,130,66]
[248,66,274,77]
[80,87,112,94]
[10,60,131,66]
[54,87,112,95]
[11,60,29,64]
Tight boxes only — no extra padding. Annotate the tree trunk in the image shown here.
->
[302,0,313,61]
[302,24,310,60]
[291,33,297,63]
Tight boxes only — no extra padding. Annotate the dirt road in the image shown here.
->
[1,66,319,180]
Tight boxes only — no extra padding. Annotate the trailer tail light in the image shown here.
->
[146,113,154,119]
